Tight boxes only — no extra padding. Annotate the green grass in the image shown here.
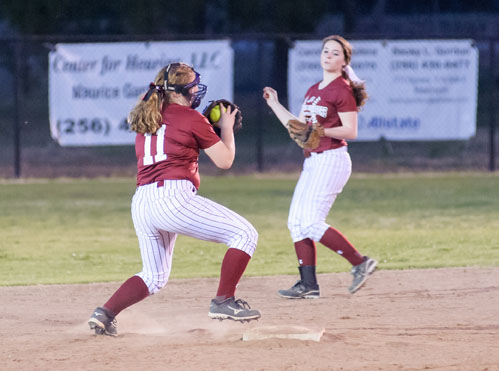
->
[0,172,498,286]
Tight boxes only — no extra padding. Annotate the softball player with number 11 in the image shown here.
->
[263,35,377,299]
[88,62,260,336]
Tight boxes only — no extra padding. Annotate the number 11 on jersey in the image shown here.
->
[143,125,167,166]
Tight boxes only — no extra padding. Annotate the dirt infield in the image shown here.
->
[1,267,498,371]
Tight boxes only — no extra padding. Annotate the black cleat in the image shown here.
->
[208,297,261,322]
[278,280,320,299]
[349,256,378,293]
[88,307,118,336]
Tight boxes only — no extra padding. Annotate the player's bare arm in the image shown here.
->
[263,86,306,127]
[323,111,358,140]
[204,105,237,169]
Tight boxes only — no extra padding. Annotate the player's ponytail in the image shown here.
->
[322,35,369,109]
[343,71,368,109]
[128,66,167,135]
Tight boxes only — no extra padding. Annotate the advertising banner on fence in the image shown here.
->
[49,40,233,146]
[288,39,478,141]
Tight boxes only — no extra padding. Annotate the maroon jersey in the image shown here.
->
[135,104,220,189]
[300,76,357,155]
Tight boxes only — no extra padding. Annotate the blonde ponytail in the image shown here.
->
[128,63,195,134]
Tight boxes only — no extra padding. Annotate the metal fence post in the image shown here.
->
[256,39,264,172]
[489,39,496,172]
[13,37,23,178]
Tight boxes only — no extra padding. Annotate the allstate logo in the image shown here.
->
[365,116,421,129]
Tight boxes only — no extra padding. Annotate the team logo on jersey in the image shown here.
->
[301,95,328,124]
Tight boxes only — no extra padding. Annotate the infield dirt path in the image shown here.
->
[1,267,498,371]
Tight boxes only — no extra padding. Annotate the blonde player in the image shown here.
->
[88,62,260,336]
[263,35,377,299]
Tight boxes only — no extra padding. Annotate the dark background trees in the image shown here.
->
[1,0,498,36]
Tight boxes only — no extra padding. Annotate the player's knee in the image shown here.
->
[229,224,258,257]
[288,220,305,242]
[248,224,258,244]
[138,271,170,294]
[304,222,329,241]
[243,224,258,255]
[292,221,328,242]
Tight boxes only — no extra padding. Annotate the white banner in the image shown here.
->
[288,39,479,141]
[49,40,234,146]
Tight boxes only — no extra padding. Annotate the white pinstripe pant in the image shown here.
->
[131,179,258,294]
[288,147,352,242]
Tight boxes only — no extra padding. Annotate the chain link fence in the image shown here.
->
[0,34,497,178]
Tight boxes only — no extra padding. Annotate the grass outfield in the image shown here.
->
[0,172,498,286]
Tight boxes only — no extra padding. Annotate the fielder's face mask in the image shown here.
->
[164,63,207,109]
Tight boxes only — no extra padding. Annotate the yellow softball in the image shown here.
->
[209,104,225,123]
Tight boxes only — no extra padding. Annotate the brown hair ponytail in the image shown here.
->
[346,78,368,109]
[128,63,195,134]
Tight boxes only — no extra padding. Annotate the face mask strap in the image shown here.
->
[163,64,207,108]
